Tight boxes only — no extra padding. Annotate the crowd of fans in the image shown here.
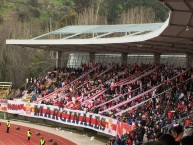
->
[13,62,193,145]
[21,63,94,104]
[107,117,193,145]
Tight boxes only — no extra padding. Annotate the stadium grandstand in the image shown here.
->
[4,0,193,145]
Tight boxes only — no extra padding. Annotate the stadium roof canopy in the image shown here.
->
[6,0,193,54]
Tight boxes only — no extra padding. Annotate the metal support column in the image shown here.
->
[57,51,62,67]
[186,53,193,68]
[121,53,128,65]
[89,52,95,63]
[154,53,161,65]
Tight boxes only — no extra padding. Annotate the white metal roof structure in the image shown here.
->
[6,0,193,54]
[6,22,167,45]
[31,23,164,40]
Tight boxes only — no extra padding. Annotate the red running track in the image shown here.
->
[0,122,77,145]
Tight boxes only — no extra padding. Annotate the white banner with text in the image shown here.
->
[7,100,117,136]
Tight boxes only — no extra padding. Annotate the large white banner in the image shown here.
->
[0,99,8,112]
[7,100,25,114]
[7,100,117,136]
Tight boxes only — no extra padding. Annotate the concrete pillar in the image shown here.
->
[4,112,8,119]
[89,52,95,63]
[154,53,161,65]
[121,53,128,65]
[186,53,193,68]
[57,51,62,67]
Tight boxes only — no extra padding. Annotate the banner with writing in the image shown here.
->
[116,121,136,136]
[7,100,117,136]
[7,100,25,114]
[0,99,8,112]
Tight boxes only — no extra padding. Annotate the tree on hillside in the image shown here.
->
[60,10,78,26]
[0,1,5,8]
[101,0,168,24]
[76,0,107,25]
[104,0,125,24]
[120,7,156,24]
[123,0,168,22]
[0,13,54,87]
[0,15,3,24]
[74,0,91,13]
[27,0,39,7]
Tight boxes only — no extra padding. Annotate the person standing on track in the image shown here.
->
[40,137,45,145]
[27,129,31,141]
[6,120,10,133]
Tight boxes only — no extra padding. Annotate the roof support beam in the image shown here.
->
[113,43,193,53]
[91,32,114,39]
[161,35,192,39]
[63,32,85,39]
[147,40,193,47]
[32,32,53,40]
[124,31,143,37]
[141,42,193,52]
[106,44,162,53]
[184,0,193,11]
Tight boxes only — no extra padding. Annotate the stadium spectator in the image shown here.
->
[114,135,121,145]
[158,134,179,145]
[180,136,193,145]
[142,141,162,145]
[171,125,184,142]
